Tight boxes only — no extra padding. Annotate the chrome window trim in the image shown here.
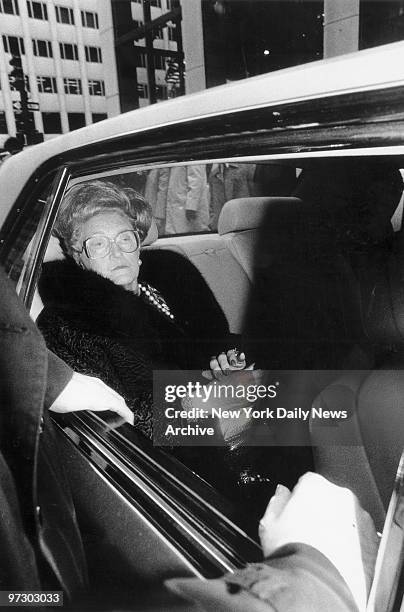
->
[57,413,261,575]
[69,451,207,579]
[51,84,404,171]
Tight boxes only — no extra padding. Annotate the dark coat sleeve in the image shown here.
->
[44,350,73,409]
[0,267,72,410]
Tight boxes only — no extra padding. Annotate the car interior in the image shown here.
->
[4,152,404,608]
[140,158,404,534]
[30,155,403,494]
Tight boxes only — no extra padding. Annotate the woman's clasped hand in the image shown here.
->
[203,348,249,380]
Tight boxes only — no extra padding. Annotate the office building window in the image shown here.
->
[155,54,166,69]
[81,10,98,29]
[55,5,74,25]
[2,35,25,55]
[168,25,176,41]
[360,0,404,49]
[0,111,7,133]
[84,45,102,63]
[137,83,148,98]
[137,51,146,67]
[59,42,78,60]
[88,79,105,96]
[0,0,19,15]
[37,76,57,93]
[92,113,107,123]
[68,112,85,131]
[155,84,167,100]
[42,112,62,133]
[27,1,48,20]
[33,39,52,57]
[63,77,82,95]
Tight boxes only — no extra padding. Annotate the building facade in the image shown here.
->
[2,0,404,146]
[0,0,111,143]
[107,0,183,113]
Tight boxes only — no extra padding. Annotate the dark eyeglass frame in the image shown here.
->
[80,229,140,260]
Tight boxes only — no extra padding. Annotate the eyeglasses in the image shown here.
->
[81,229,140,260]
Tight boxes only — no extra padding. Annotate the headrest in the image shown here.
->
[143,218,158,246]
[43,218,158,262]
[218,197,302,236]
[44,235,64,262]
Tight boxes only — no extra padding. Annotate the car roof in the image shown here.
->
[1,40,404,227]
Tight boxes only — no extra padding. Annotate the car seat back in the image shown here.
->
[310,259,404,531]
[218,197,301,282]
[143,233,250,335]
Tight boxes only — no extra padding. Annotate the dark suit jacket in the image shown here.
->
[0,266,88,600]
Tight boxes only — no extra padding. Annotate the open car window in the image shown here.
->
[68,161,300,237]
[14,153,401,535]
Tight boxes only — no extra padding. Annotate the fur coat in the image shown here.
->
[37,259,205,438]
[37,260,311,515]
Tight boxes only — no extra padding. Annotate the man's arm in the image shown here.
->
[45,350,73,408]
[166,473,379,612]
[46,351,134,424]
[0,267,132,424]
[166,543,358,612]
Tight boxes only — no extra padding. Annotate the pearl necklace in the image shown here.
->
[138,282,174,320]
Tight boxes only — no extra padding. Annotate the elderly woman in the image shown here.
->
[37,180,245,438]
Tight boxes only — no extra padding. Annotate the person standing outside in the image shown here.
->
[149,165,210,235]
